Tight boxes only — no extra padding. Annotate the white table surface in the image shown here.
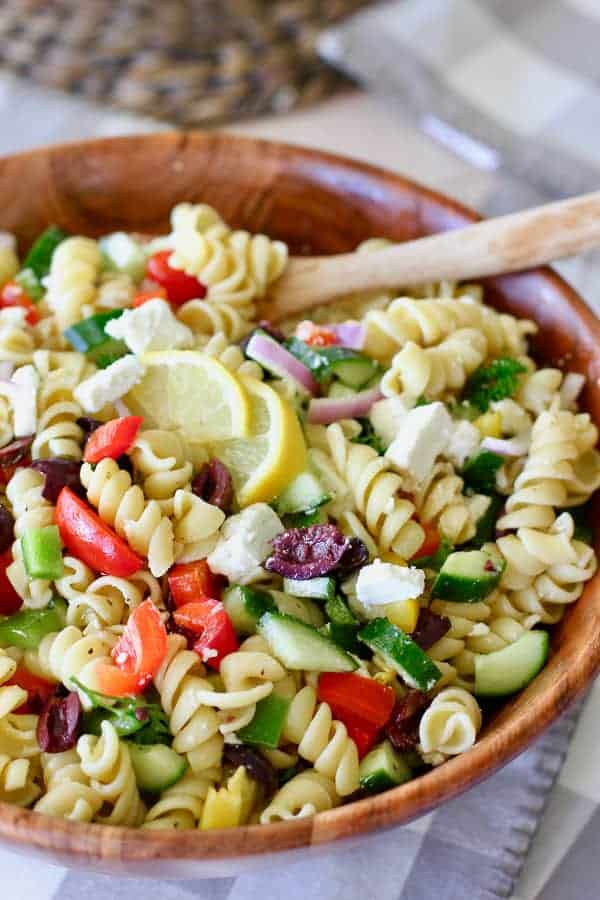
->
[1,70,599,899]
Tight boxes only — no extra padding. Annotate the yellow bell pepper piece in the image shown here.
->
[199,767,257,830]
[382,598,420,633]
[474,411,502,438]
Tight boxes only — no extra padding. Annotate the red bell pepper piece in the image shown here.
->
[145,251,207,306]
[0,548,23,615]
[7,667,55,714]
[412,521,440,560]
[173,599,238,669]
[0,281,40,325]
[318,672,395,729]
[295,321,339,347]
[343,713,380,759]
[83,416,143,464]
[56,487,143,578]
[168,560,222,608]
[96,599,168,697]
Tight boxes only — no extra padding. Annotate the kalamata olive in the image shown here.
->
[411,608,451,651]
[192,459,234,513]
[265,524,349,579]
[0,503,14,554]
[0,435,33,467]
[385,690,429,752]
[223,744,277,796]
[75,417,102,439]
[36,691,82,753]
[337,537,369,574]
[31,458,82,503]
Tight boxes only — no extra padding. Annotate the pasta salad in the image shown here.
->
[0,205,597,830]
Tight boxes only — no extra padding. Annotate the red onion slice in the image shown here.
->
[330,322,365,350]
[481,433,530,457]
[245,333,319,395]
[307,387,383,425]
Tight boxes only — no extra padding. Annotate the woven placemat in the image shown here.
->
[0,0,372,126]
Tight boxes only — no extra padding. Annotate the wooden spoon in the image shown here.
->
[260,190,600,322]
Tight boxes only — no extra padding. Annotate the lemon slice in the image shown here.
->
[126,351,251,442]
[211,376,307,507]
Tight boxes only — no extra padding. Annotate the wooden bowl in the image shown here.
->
[1,132,599,878]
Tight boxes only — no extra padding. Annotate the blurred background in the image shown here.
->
[1,3,600,900]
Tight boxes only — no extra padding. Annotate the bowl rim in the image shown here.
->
[1,130,600,863]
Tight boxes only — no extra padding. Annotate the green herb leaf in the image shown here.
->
[74,679,171,745]
[350,418,385,455]
[464,358,527,412]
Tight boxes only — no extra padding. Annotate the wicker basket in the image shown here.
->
[0,0,372,125]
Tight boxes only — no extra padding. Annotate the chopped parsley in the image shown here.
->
[464,358,527,412]
[74,679,171,745]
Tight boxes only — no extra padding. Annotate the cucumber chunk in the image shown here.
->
[432,549,505,602]
[359,739,413,793]
[359,618,441,691]
[223,585,275,636]
[283,576,336,602]
[325,594,357,626]
[327,381,358,400]
[258,611,357,672]
[275,470,330,515]
[284,507,328,528]
[269,591,325,628]
[475,630,549,697]
[64,309,128,368]
[23,226,67,279]
[320,347,381,390]
[461,450,504,493]
[321,622,362,655]
[129,743,187,793]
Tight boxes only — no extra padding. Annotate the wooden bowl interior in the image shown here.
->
[1,132,599,868]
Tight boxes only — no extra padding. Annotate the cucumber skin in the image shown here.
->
[223,585,275,636]
[359,740,413,794]
[432,551,505,603]
[468,495,503,548]
[283,576,336,602]
[275,471,330,515]
[128,743,187,793]
[474,630,549,697]
[359,618,442,692]
[258,611,357,672]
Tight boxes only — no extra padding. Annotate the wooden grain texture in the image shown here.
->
[262,191,600,321]
[1,132,599,873]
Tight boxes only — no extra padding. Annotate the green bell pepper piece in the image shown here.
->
[237,694,290,748]
[0,597,67,649]
[20,525,64,580]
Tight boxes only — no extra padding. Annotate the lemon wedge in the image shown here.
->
[125,351,251,443]
[210,376,307,507]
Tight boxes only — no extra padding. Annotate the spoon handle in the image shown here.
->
[263,190,600,322]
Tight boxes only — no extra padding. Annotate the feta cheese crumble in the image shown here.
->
[356,559,425,609]
[208,503,284,585]
[385,401,453,485]
[105,299,193,355]
[74,355,145,413]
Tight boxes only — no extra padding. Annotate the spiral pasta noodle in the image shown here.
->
[364,295,535,364]
[281,685,359,796]
[144,769,214,830]
[324,423,425,559]
[260,770,339,823]
[80,458,177,577]
[77,719,145,826]
[177,299,253,341]
[45,236,102,330]
[0,234,18,287]
[6,468,55,609]
[56,555,163,630]
[153,634,225,775]
[24,625,115,706]
[130,429,194,506]
[381,328,488,400]
[34,750,102,822]
[418,687,482,765]
[413,461,486,545]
